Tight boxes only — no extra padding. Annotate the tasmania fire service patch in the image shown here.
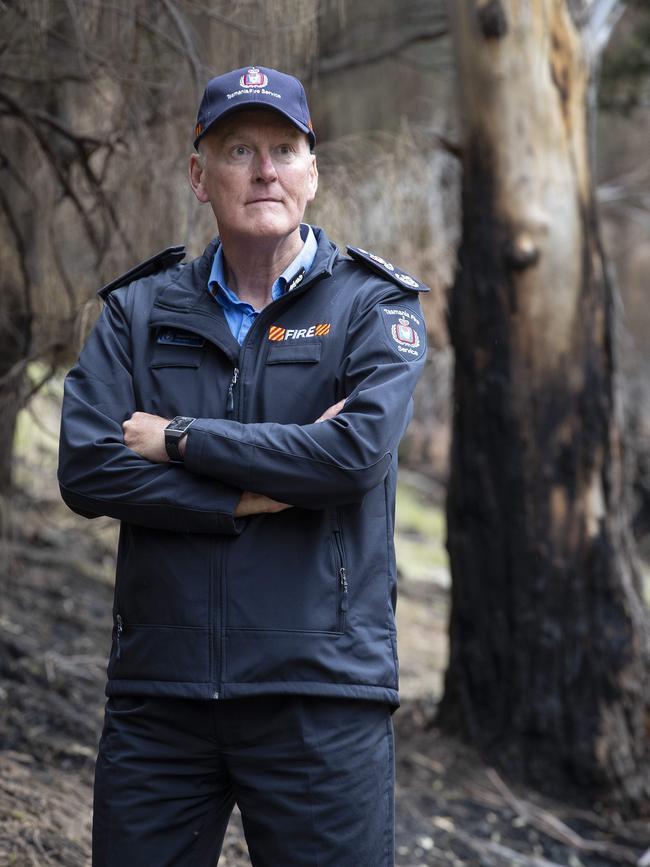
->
[379,305,427,361]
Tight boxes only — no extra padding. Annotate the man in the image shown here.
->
[58,65,428,866]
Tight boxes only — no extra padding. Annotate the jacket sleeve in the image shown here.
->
[58,292,243,534]
[183,291,427,508]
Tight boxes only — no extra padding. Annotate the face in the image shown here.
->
[189,109,318,246]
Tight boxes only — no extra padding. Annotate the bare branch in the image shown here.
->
[0,183,30,301]
[318,25,448,76]
[185,0,321,36]
[185,1,261,35]
[0,72,88,84]
[49,222,77,319]
[160,0,203,100]
[0,90,137,261]
[7,5,117,75]
[3,106,105,152]
[0,90,101,249]
[132,9,206,70]
[581,0,627,62]
[62,0,92,79]
[22,363,58,406]
[0,338,67,391]
[0,146,31,194]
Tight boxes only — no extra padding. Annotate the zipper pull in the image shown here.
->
[339,568,349,612]
[116,614,123,660]
[227,367,239,415]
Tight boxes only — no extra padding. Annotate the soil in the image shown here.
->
[1,486,649,866]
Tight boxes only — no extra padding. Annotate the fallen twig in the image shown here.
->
[43,651,106,684]
[410,751,445,774]
[485,768,640,865]
[638,845,650,867]
[432,816,566,867]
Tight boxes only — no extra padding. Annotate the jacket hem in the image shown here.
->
[106,679,218,700]
[106,678,399,707]
[222,680,399,707]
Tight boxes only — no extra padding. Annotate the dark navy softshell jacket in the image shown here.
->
[58,227,428,706]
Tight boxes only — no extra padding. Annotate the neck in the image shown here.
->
[220,228,304,310]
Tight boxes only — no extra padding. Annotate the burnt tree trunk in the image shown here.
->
[0,141,32,494]
[439,0,650,808]
[0,332,30,494]
[0,106,38,495]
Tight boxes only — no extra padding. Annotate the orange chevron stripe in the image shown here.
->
[315,323,330,336]
[268,326,285,341]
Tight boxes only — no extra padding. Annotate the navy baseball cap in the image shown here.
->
[193,65,315,150]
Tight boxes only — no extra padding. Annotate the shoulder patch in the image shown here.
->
[379,304,427,362]
[98,245,186,300]
[346,246,429,293]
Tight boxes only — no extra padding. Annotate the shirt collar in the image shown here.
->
[208,224,318,310]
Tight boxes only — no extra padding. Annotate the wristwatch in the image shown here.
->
[164,416,195,462]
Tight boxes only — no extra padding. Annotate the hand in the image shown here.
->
[127,398,348,506]
[314,398,346,423]
[123,412,169,463]
[235,491,292,517]
[235,399,346,516]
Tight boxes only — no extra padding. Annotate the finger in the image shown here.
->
[314,397,346,423]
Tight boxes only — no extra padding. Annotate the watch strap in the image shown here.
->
[164,416,195,462]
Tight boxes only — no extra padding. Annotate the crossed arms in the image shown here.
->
[121,398,345,517]
[58,287,424,534]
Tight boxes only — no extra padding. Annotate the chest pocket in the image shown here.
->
[266,341,321,365]
[262,341,323,424]
[150,330,206,368]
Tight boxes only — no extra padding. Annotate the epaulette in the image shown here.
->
[346,246,429,293]
[98,245,186,300]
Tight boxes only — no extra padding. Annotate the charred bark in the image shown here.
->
[439,0,650,809]
[0,154,32,493]
[0,368,27,494]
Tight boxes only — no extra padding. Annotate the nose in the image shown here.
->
[253,149,278,183]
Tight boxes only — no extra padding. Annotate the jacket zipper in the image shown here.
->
[212,543,222,700]
[226,367,239,417]
[200,264,333,696]
[333,528,348,632]
[115,613,123,660]
[151,265,331,424]
[233,269,331,423]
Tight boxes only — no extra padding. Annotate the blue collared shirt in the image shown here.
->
[208,225,318,344]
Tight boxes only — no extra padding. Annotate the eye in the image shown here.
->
[230,144,250,158]
[276,143,295,157]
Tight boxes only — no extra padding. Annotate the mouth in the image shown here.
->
[246,198,281,204]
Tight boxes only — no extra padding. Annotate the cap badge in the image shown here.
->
[240,67,268,88]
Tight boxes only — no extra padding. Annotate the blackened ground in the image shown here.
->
[1,492,648,867]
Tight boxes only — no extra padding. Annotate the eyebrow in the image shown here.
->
[219,124,302,144]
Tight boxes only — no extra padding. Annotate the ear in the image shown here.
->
[306,153,318,204]
[189,152,210,204]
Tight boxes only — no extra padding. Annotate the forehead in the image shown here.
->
[215,108,305,141]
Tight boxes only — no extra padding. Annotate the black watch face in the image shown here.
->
[167,416,194,433]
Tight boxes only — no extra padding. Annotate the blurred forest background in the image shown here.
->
[2,0,650,865]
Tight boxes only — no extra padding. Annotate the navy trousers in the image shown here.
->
[92,694,394,866]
